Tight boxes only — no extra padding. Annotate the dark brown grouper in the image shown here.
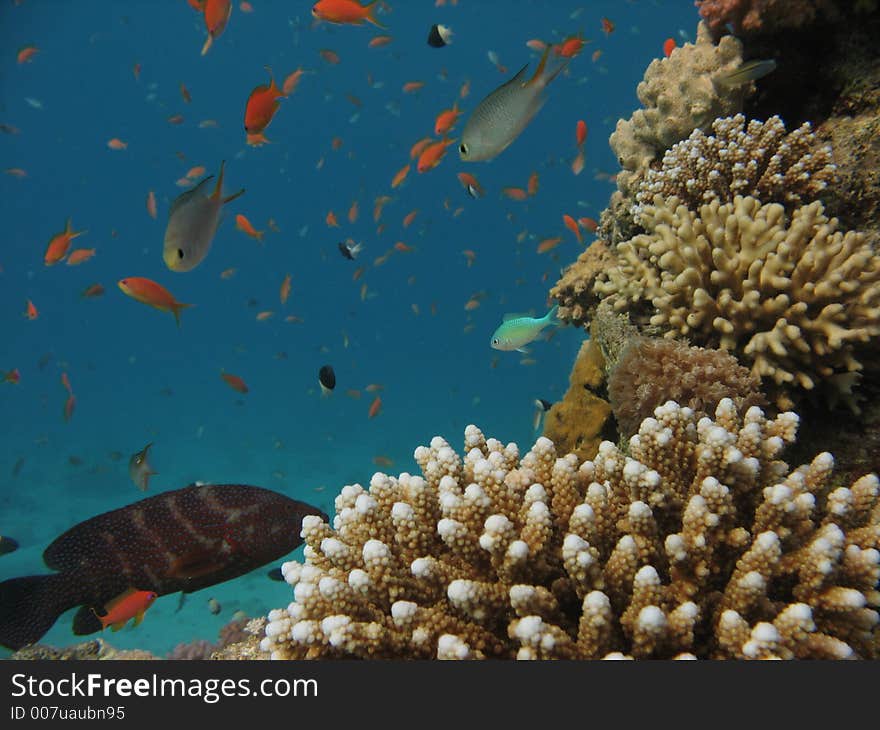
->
[0,483,328,650]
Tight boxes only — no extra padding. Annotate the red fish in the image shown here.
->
[3,368,20,385]
[45,219,85,266]
[244,67,285,146]
[663,37,676,57]
[118,277,192,327]
[368,395,382,418]
[201,0,232,55]
[311,0,383,28]
[0,484,327,649]
[221,372,249,393]
[93,588,158,631]
[417,138,454,173]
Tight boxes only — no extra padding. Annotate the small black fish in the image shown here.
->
[533,398,553,432]
[319,365,336,395]
[267,567,284,582]
[338,240,363,260]
[536,398,553,412]
[0,536,19,556]
[427,23,453,48]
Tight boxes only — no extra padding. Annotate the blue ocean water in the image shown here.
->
[0,1,698,657]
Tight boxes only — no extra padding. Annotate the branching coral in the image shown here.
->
[610,21,751,198]
[594,195,880,408]
[261,402,880,659]
[635,114,836,213]
[609,338,765,439]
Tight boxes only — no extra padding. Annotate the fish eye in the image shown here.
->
[492,338,499,345]
[177,249,185,259]
[459,143,468,156]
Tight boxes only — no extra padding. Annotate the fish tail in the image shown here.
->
[529,46,551,86]
[364,1,386,29]
[213,160,226,200]
[0,573,85,650]
[543,303,559,325]
[200,34,213,56]
[223,188,246,205]
[172,301,194,328]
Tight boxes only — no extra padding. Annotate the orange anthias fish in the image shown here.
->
[663,37,676,57]
[235,214,264,242]
[311,0,384,28]
[44,219,85,266]
[417,138,454,173]
[563,214,582,243]
[391,164,410,188]
[17,45,39,64]
[118,277,192,327]
[66,249,96,266]
[244,67,286,146]
[280,273,292,304]
[434,102,462,136]
[146,190,157,219]
[81,283,105,298]
[221,372,249,393]
[201,0,232,56]
[24,299,38,320]
[368,395,382,418]
[282,68,306,96]
[92,588,158,631]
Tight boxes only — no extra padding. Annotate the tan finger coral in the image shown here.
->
[610,21,752,198]
[260,401,879,660]
[635,114,836,214]
[595,195,880,408]
[608,338,765,439]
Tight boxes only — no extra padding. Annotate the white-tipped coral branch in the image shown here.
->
[261,402,879,659]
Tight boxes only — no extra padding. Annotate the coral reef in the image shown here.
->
[11,638,158,660]
[166,615,252,660]
[594,195,880,408]
[610,21,751,198]
[695,0,842,36]
[542,339,613,461]
[212,618,269,660]
[635,114,836,213]
[608,338,765,439]
[260,404,880,659]
[550,240,613,329]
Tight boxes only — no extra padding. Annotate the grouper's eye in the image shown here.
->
[459,143,468,156]
[177,249,185,259]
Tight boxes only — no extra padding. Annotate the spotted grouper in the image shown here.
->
[0,483,327,650]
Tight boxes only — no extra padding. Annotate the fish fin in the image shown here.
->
[103,587,138,613]
[171,301,193,328]
[502,312,532,322]
[73,604,106,636]
[200,34,213,56]
[516,346,531,354]
[132,610,145,628]
[169,549,225,580]
[110,621,125,632]
[213,160,226,200]
[222,188,246,205]
[543,55,572,87]
[543,303,560,325]
[527,46,551,86]
[509,63,530,86]
[169,177,214,217]
[0,574,86,650]
[364,0,386,29]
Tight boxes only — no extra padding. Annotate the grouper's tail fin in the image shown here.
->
[0,573,84,650]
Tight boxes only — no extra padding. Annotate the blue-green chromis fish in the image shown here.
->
[490,305,559,352]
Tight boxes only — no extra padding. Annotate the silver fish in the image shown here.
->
[459,48,569,162]
[163,161,244,272]
[128,442,158,492]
